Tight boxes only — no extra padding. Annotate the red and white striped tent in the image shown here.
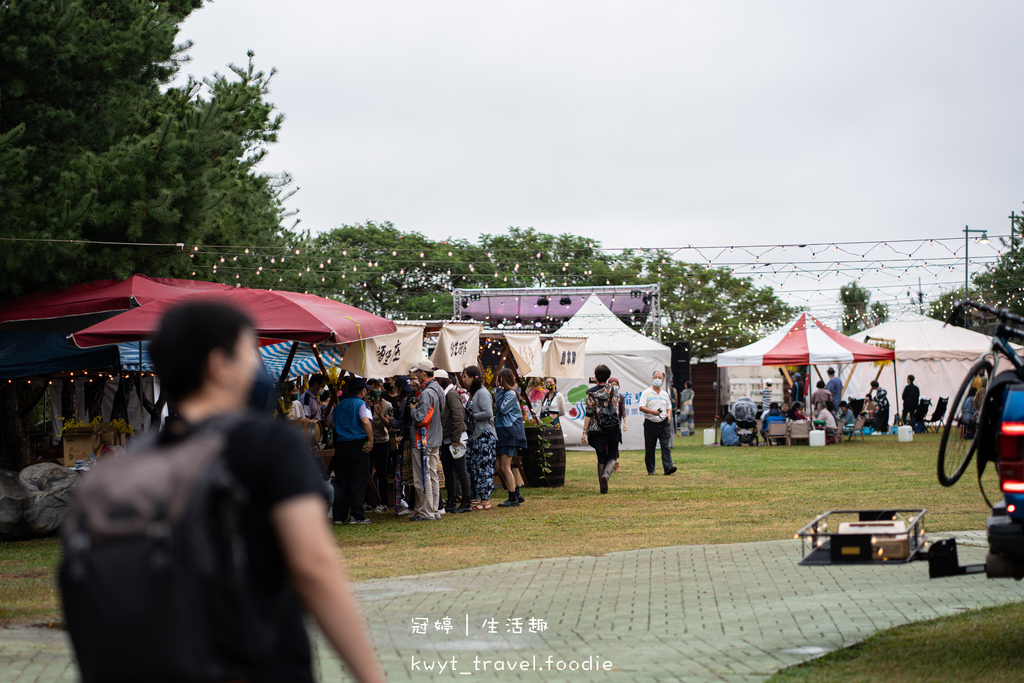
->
[718,313,895,367]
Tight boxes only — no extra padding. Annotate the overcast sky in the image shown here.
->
[177,1,1024,321]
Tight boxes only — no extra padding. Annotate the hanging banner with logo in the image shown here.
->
[504,333,543,376]
[543,337,587,378]
[340,324,424,377]
[430,323,482,372]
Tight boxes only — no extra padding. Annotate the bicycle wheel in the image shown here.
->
[938,357,992,486]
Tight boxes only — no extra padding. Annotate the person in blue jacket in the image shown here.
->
[721,413,739,446]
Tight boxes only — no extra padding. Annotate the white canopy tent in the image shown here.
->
[550,295,671,450]
[844,313,993,416]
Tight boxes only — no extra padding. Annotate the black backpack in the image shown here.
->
[590,384,620,431]
[60,416,272,683]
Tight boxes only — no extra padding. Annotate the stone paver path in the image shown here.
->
[2,532,1022,682]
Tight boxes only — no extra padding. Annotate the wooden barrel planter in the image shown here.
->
[523,424,566,488]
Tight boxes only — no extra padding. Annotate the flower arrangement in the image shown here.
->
[58,416,101,437]
[107,418,135,436]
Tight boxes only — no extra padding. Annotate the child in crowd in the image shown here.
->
[790,402,807,421]
[721,413,739,446]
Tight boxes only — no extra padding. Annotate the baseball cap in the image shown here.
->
[410,359,434,374]
[434,369,449,379]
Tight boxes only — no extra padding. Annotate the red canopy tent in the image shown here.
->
[0,275,232,333]
[71,287,398,391]
[717,313,898,414]
[71,287,397,348]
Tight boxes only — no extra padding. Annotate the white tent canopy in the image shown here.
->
[551,295,671,450]
[554,295,670,364]
[844,313,992,417]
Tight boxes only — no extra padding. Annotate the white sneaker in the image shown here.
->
[373,504,388,514]
[397,507,413,516]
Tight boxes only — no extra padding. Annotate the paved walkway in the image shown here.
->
[2,532,1022,682]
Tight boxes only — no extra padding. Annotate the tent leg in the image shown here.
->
[279,342,300,388]
[840,362,858,400]
[311,344,329,376]
[892,362,901,425]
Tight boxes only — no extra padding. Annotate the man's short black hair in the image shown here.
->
[309,373,327,386]
[594,364,611,383]
[769,402,779,410]
[816,380,825,388]
[150,302,254,403]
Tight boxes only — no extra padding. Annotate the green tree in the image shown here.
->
[0,0,291,297]
[839,281,871,334]
[605,250,795,359]
[972,239,1024,317]
[870,301,889,327]
[927,288,966,324]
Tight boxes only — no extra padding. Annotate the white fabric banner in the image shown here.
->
[430,323,482,372]
[341,325,425,378]
[544,337,587,378]
[505,333,543,376]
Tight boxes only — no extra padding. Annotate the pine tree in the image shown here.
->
[0,0,292,297]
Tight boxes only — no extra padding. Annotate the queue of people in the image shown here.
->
[287,361,544,523]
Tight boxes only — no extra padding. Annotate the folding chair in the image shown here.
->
[789,420,811,445]
[766,421,789,446]
[849,417,866,440]
[913,401,937,432]
[926,398,948,433]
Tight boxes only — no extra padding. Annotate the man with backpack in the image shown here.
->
[580,364,621,494]
[60,303,385,683]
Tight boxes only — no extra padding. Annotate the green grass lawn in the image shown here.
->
[0,432,998,627]
[769,601,1024,682]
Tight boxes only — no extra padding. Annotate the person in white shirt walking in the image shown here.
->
[638,371,677,476]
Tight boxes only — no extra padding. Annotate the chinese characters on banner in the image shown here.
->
[430,323,482,372]
[340,324,425,377]
[543,337,586,378]
[504,333,543,376]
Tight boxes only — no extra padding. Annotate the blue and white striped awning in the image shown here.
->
[118,340,345,381]
[118,342,153,372]
[260,342,345,380]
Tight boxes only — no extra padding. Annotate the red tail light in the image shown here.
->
[999,425,1024,484]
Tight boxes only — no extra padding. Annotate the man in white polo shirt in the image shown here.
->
[639,371,677,476]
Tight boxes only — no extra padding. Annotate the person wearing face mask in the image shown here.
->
[638,371,677,476]
[538,377,568,426]
[365,379,393,514]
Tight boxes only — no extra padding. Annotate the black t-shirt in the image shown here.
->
[159,411,327,683]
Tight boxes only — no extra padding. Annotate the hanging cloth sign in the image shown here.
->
[544,337,587,378]
[504,333,543,376]
[430,323,482,372]
[341,325,424,377]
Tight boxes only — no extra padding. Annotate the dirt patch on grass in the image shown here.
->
[0,569,49,580]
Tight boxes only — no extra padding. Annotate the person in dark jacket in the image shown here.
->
[901,375,920,426]
[437,370,472,514]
